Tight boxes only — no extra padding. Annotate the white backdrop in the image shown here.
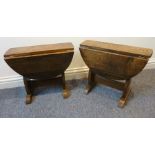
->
[0,37,155,78]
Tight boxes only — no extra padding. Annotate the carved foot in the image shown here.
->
[25,94,32,104]
[118,88,131,108]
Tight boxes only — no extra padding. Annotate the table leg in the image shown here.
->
[85,70,96,94]
[62,73,70,98]
[118,79,132,108]
[23,77,33,104]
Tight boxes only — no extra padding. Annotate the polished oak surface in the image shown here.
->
[81,40,153,58]
[4,43,74,58]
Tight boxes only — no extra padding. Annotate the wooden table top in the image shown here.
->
[80,40,153,58]
[4,42,74,59]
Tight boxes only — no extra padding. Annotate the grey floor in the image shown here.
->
[0,69,155,118]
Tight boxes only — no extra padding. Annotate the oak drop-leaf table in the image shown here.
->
[4,43,74,104]
[80,40,153,108]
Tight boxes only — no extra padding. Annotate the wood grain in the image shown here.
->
[81,40,153,58]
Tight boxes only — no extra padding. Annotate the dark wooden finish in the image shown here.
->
[23,77,33,104]
[80,40,153,108]
[85,70,96,94]
[62,73,70,98]
[4,43,74,104]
